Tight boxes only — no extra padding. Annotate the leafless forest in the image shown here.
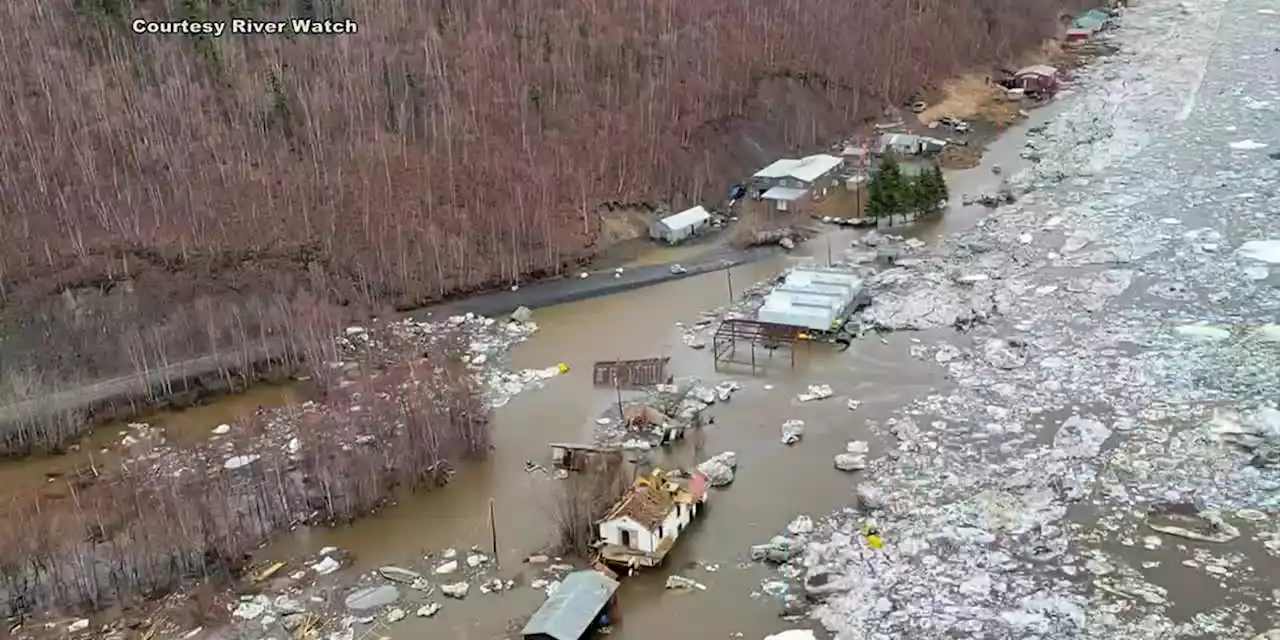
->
[0,0,1085,444]
[550,456,630,558]
[0,325,488,617]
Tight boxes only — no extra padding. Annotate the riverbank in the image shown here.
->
[772,0,1280,637]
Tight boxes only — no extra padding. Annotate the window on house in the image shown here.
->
[656,525,664,539]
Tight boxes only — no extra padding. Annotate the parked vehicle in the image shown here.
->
[939,117,970,133]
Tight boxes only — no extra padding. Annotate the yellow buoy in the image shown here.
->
[557,362,570,374]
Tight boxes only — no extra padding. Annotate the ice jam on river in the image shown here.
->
[766,0,1280,637]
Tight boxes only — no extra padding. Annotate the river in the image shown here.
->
[1,108,1053,638]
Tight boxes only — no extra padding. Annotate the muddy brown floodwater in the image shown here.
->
[255,255,950,640]
[250,111,1055,639]
[0,383,301,500]
[0,108,1055,638]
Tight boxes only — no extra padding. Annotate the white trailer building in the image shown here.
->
[649,206,712,244]
[756,266,863,331]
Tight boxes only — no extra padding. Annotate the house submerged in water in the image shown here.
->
[596,470,708,570]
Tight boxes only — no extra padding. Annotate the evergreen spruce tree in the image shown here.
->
[903,173,927,215]
[873,155,909,220]
[864,172,887,219]
[928,164,948,210]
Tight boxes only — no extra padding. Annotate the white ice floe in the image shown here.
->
[772,1,1280,637]
[1226,139,1267,150]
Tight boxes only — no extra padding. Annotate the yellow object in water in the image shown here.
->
[797,333,810,340]
[253,560,286,583]
[557,363,570,374]
[866,535,884,550]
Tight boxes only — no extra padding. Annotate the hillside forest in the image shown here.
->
[0,0,1088,448]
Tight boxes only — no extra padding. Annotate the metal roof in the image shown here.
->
[1016,64,1058,78]
[1079,8,1111,21]
[761,186,808,201]
[753,154,843,183]
[520,570,619,639]
[757,266,864,330]
[657,206,711,231]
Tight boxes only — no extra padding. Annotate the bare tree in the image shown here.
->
[548,457,630,558]
[1,0,1084,448]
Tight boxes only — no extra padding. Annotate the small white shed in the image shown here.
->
[649,206,712,244]
[756,266,864,331]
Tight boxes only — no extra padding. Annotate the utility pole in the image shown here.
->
[613,362,624,422]
[489,498,499,567]
[692,411,705,469]
[725,266,734,302]
[858,135,870,218]
[826,236,832,266]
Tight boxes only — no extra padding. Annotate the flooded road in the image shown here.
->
[0,383,300,499]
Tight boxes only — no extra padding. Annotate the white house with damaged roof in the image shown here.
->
[597,469,708,568]
[751,154,844,212]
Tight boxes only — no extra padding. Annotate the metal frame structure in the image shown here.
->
[711,319,808,374]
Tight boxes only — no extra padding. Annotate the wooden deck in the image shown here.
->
[598,536,676,568]
[592,357,672,389]
[549,442,623,471]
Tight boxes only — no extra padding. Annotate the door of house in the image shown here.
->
[620,529,632,548]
